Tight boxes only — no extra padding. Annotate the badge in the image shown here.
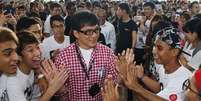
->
[98,67,105,79]
[169,94,177,101]
[88,83,101,97]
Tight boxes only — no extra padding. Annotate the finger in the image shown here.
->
[121,50,125,56]
[47,59,55,71]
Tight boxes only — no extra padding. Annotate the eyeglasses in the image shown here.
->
[78,27,101,36]
[183,79,201,98]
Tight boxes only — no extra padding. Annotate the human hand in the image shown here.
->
[135,64,144,79]
[124,63,142,91]
[102,75,119,101]
[116,48,134,80]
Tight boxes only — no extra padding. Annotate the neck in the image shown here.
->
[192,40,201,48]
[122,14,130,22]
[76,41,94,50]
[164,60,181,74]
[54,35,64,44]
[19,62,32,75]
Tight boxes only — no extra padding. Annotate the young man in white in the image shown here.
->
[7,32,69,101]
[41,15,70,59]
[97,8,116,51]
[0,27,19,101]
[44,3,62,37]
[103,27,192,101]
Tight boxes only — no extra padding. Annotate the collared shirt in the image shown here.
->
[100,21,116,51]
[54,42,118,101]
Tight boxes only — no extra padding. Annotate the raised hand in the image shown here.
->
[40,59,69,97]
[102,75,119,101]
[124,63,142,91]
[116,48,134,80]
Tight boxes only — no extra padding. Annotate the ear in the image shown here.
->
[73,30,79,39]
[171,48,180,57]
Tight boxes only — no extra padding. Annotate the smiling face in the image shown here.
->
[74,25,100,49]
[152,39,175,65]
[21,43,41,69]
[0,41,18,75]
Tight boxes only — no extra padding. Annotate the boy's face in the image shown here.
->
[52,20,65,37]
[0,41,18,75]
[143,6,153,18]
[21,43,41,69]
[26,24,42,41]
[52,7,62,16]
[152,39,174,65]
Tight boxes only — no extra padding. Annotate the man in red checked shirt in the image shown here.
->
[54,10,118,101]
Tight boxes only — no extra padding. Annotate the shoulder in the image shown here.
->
[56,43,76,58]
[96,43,115,56]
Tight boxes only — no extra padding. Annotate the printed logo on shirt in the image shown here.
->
[160,83,164,90]
[0,90,9,101]
[124,28,130,31]
[169,94,177,101]
[24,85,34,101]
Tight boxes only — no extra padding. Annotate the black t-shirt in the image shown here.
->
[116,19,138,54]
[64,16,73,36]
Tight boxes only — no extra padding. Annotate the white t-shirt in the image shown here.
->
[157,65,192,101]
[44,15,52,36]
[100,21,116,51]
[41,35,70,59]
[0,74,9,101]
[182,41,194,62]
[79,47,93,70]
[188,50,201,70]
[7,68,40,101]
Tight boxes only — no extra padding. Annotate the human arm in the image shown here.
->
[38,59,69,101]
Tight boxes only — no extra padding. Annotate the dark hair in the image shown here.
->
[93,1,101,8]
[194,14,201,19]
[118,3,130,14]
[50,2,61,11]
[182,18,201,33]
[152,21,172,37]
[16,5,26,10]
[143,2,155,9]
[0,27,18,44]
[50,15,64,28]
[66,2,75,10]
[71,10,99,31]
[181,12,191,21]
[194,22,201,40]
[30,1,39,11]
[189,1,199,9]
[16,31,39,56]
[16,17,40,32]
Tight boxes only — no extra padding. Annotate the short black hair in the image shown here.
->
[195,22,201,40]
[118,3,130,14]
[16,17,40,32]
[143,2,155,9]
[16,31,39,56]
[50,2,61,11]
[66,2,75,10]
[182,18,201,33]
[71,10,99,31]
[50,15,64,28]
[16,5,26,10]
[189,1,199,9]
[181,12,191,21]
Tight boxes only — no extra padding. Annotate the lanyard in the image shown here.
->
[75,43,95,80]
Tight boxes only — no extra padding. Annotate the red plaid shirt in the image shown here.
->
[54,42,118,101]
